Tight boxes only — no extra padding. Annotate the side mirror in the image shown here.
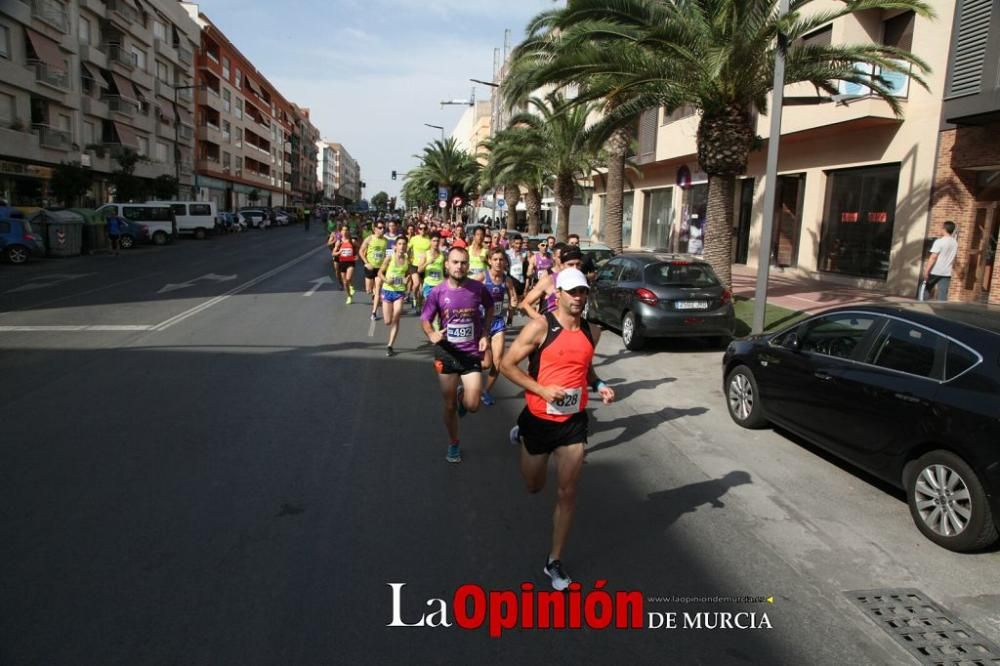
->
[782,332,800,351]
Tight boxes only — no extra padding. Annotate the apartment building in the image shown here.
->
[929,0,1000,305]
[289,103,319,204]
[0,0,199,205]
[450,100,491,161]
[328,142,360,205]
[316,140,334,202]
[590,5,953,297]
[181,3,293,210]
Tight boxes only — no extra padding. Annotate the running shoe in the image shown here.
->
[456,386,466,417]
[349,285,356,296]
[544,558,571,591]
[481,390,495,407]
[346,295,353,305]
[386,346,395,357]
[509,424,520,447]
[370,312,378,321]
[446,444,462,463]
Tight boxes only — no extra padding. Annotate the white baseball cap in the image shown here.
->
[556,268,589,291]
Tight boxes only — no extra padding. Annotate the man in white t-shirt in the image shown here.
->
[923,220,959,301]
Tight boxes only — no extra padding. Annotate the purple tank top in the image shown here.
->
[545,269,559,312]
[535,252,553,274]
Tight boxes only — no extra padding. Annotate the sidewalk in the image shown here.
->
[730,264,914,315]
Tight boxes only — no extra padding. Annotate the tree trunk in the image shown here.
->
[524,186,542,236]
[555,174,575,243]
[503,183,521,231]
[603,126,630,253]
[704,174,735,287]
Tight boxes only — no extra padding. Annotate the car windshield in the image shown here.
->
[645,262,720,287]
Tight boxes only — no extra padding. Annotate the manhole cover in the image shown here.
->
[846,588,1000,666]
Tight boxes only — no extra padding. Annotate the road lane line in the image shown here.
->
[0,324,156,332]
[152,245,326,331]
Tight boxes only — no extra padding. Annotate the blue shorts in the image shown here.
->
[423,284,438,300]
[381,290,406,303]
[489,316,506,337]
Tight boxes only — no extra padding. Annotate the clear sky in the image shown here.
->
[191,0,557,202]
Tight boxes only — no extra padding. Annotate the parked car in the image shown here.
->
[578,240,614,271]
[587,252,735,350]
[217,212,243,233]
[95,203,176,245]
[0,217,45,264]
[238,208,269,229]
[116,219,150,249]
[722,302,1000,552]
[148,201,218,240]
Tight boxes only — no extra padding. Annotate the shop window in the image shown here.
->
[642,187,674,248]
[622,191,634,243]
[819,164,900,279]
[679,183,708,253]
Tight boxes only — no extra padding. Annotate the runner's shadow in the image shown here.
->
[606,376,677,401]
[587,405,709,454]
[644,471,753,527]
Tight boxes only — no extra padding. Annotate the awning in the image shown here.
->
[81,62,108,88]
[25,29,66,73]
[244,76,262,97]
[154,103,173,123]
[113,121,140,149]
[111,72,138,103]
[176,106,193,126]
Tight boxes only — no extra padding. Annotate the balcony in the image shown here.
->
[34,124,73,150]
[79,44,107,68]
[176,86,193,102]
[153,38,178,63]
[198,122,222,145]
[31,0,68,33]
[177,47,193,66]
[106,0,139,25]
[107,44,135,71]
[103,94,137,117]
[179,125,194,141]
[155,78,171,99]
[29,60,69,91]
[80,95,109,117]
[199,88,222,112]
[196,157,221,172]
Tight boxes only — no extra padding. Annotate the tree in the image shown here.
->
[109,148,148,203]
[49,161,92,207]
[504,0,934,286]
[151,175,179,200]
[248,188,260,206]
[406,138,480,221]
[371,191,390,212]
[481,127,547,233]
[508,92,603,241]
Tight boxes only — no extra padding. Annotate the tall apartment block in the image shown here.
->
[1,0,200,204]
[290,103,319,204]
[315,140,360,205]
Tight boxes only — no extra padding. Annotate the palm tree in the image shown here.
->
[504,0,934,286]
[481,127,548,233]
[508,91,604,241]
[407,137,480,222]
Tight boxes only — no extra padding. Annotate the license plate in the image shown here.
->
[676,300,709,310]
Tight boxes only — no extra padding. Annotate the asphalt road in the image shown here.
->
[1,227,998,665]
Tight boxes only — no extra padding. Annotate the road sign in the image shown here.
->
[496,198,506,209]
[437,186,450,201]
[438,200,447,209]
[452,196,463,207]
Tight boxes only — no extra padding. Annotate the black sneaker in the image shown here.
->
[543,558,571,591]
[386,346,395,357]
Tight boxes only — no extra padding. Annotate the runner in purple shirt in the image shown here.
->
[421,246,495,464]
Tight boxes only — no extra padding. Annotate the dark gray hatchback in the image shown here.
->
[587,252,735,350]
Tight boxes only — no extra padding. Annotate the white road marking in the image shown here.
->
[157,273,238,294]
[152,246,326,331]
[5,273,95,294]
[303,276,333,297]
[0,324,155,332]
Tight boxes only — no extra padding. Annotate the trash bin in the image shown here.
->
[40,210,84,257]
[68,208,109,254]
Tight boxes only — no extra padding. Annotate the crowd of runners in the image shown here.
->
[326,211,617,591]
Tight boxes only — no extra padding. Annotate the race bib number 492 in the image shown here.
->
[447,322,474,344]
[546,387,583,415]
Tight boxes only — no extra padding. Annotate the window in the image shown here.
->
[222,56,230,80]
[0,92,15,124]
[944,341,978,380]
[78,16,91,44]
[222,120,230,142]
[83,120,95,145]
[235,68,241,88]
[222,151,231,170]
[123,206,172,222]
[619,260,643,282]
[796,313,879,359]
[883,11,915,51]
[662,105,696,125]
[234,127,241,147]
[222,88,230,112]
[153,20,165,41]
[131,47,146,70]
[869,319,943,379]
[799,26,832,48]
[156,61,168,82]
[642,187,673,248]
[819,164,900,279]
[646,262,720,288]
[190,203,211,215]
[155,141,167,162]
[170,204,186,215]
[0,24,9,59]
[137,136,148,156]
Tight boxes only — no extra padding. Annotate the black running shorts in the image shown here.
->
[516,407,588,456]
[364,267,379,280]
[434,342,483,375]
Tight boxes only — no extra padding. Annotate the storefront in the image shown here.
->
[0,160,53,206]
[641,187,673,248]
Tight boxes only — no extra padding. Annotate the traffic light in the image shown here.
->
[391,170,397,180]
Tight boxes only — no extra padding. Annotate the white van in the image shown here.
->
[96,203,176,245]
[147,201,218,240]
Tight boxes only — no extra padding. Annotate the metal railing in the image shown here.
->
[103,95,137,116]
[107,44,135,69]
[107,0,139,23]
[29,60,69,90]
[34,124,73,150]
[31,0,68,32]
[177,48,193,66]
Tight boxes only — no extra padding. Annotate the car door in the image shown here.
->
[592,259,623,323]
[614,259,643,322]
[824,317,945,478]
[758,311,883,445]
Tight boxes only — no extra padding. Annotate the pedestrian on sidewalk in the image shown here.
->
[105,213,124,255]
[922,221,959,302]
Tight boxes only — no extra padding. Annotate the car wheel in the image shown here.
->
[152,231,168,246]
[119,235,134,250]
[904,450,998,552]
[621,311,644,350]
[5,245,30,264]
[725,365,768,429]
[194,228,207,240]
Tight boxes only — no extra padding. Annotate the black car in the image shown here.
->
[722,302,1000,552]
[588,252,735,349]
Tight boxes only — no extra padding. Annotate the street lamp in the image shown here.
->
[424,123,445,140]
[469,78,498,88]
[171,82,207,198]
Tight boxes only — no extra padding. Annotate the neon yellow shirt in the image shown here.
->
[409,235,432,264]
[383,256,410,292]
[365,237,387,265]
[424,252,445,287]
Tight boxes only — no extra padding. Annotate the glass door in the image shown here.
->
[964,204,999,302]
[642,187,673,249]
[735,178,754,264]
[772,175,804,267]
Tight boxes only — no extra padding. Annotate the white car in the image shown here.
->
[238,209,269,229]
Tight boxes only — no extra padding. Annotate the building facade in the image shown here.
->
[0,0,199,205]
[590,5,953,298]
[315,140,334,202]
[450,100,491,161]
[328,142,360,204]
[182,3,293,210]
[289,103,319,204]
[929,0,1000,305]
